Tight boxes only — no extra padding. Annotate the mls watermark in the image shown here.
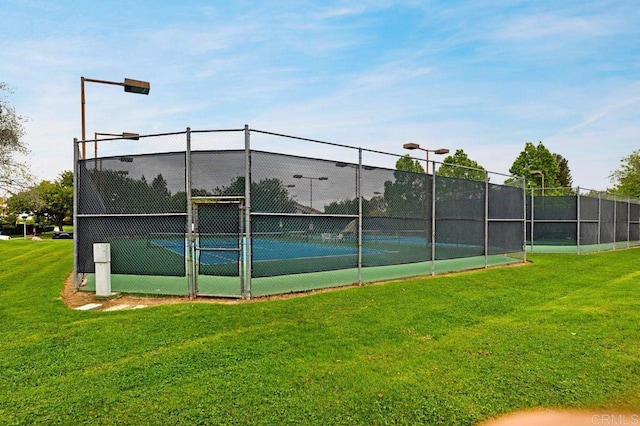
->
[592,414,640,425]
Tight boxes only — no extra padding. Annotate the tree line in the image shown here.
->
[397,142,638,198]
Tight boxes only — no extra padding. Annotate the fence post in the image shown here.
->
[530,188,535,253]
[597,191,601,252]
[613,194,617,250]
[627,197,631,249]
[357,148,363,285]
[637,199,640,247]
[576,187,581,254]
[431,162,436,276]
[186,127,195,298]
[243,124,252,299]
[484,170,489,268]
[522,177,527,263]
[73,138,80,290]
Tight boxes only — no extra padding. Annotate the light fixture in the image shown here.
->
[81,76,150,159]
[402,143,450,174]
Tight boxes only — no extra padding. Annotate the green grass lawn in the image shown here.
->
[1,239,639,425]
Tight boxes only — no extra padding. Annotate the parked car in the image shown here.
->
[52,231,73,239]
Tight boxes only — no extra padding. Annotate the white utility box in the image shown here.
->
[93,243,112,297]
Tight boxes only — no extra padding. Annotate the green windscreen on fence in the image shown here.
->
[361,165,432,267]
[526,191,640,252]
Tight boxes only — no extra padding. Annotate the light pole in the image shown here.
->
[20,212,28,239]
[402,143,450,175]
[94,132,140,159]
[530,170,545,196]
[81,76,150,159]
[293,175,328,209]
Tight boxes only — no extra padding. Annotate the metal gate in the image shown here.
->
[193,197,245,297]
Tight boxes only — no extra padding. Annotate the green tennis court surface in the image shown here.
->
[80,253,523,297]
[527,241,640,254]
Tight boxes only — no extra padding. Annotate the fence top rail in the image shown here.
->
[76,130,188,144]
[251,128,411,160]
[430,159,522,180]
[192,196,245,204]
[251,212,359,218]
[191,128,246,134]
[75,126,535,184]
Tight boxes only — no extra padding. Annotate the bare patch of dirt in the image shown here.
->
[61,274,226,310]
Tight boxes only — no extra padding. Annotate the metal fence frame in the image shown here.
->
[74,126,527,299]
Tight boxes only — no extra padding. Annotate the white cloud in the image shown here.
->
[491,14,604,41]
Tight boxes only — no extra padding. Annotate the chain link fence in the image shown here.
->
[74,127,527,298]
[526,187,640,253]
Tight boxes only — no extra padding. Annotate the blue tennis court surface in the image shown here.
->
[363,234,426,245]
[151,236,390,265]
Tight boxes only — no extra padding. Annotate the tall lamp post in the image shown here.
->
[402,143,449,175]
[81,76,150,159]
[94,132,140,159]
[293,175,328,209]
[530,170,545,196]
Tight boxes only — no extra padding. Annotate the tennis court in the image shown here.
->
[74,127,527,298]
[145,231,493,271]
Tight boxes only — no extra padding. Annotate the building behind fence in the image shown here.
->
[73,126,637,299]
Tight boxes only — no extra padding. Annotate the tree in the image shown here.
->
[5,188,37,215]
[383,155,428,217]
[609,150,640,197]
[395,154,424,174]
[508,141,561,192]
[324,196,387,216]
[5,171,73,231]
[36,171,74,231]
[553,153,573,188]
[151,173,169,197]
[86,169,185,214]
[213,177,297,213]
[0,83,31,195]
[324,198,358,215]
[437,149,486,182]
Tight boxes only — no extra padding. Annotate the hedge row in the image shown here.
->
[1,224,55,236]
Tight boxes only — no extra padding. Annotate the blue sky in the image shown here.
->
[2,0,639,191]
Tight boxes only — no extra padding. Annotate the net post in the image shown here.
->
[186,127,195,298]
[243,124,252,299]
[357,148,363,285]
[73,138,80,290]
